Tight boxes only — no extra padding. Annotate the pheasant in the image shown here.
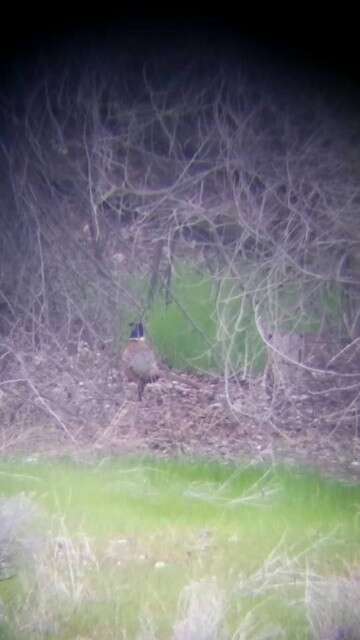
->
[121,322,160,400]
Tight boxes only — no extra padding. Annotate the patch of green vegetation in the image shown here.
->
[149,265,266,374]
[0,458,360,638]
[0,621,17,640]
[214,274,266,373]
[268,280,345,334]
[149,266,218,371]
[123,263,347,377]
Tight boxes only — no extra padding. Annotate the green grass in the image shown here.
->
[260,277,346,336]
[147,264,349,377]
[149,265,266,374]
[1,457,360,638]
[149,267,219,371]
[118,262,349,379]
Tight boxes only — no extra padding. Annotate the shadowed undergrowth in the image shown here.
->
[0,457,360,639]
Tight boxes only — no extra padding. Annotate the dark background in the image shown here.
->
[1,11,359,95]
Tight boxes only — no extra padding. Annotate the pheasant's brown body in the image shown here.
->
[122,327,160,400]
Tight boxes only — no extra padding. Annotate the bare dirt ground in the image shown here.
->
[2,366,359,483]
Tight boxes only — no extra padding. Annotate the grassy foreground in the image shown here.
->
[0,457,360,639]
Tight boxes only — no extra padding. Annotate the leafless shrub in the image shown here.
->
[0,52,359,440]
[11,519,99,638]
[173,577,226,640]
[0,493,44,581]
[306,572,360,640]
